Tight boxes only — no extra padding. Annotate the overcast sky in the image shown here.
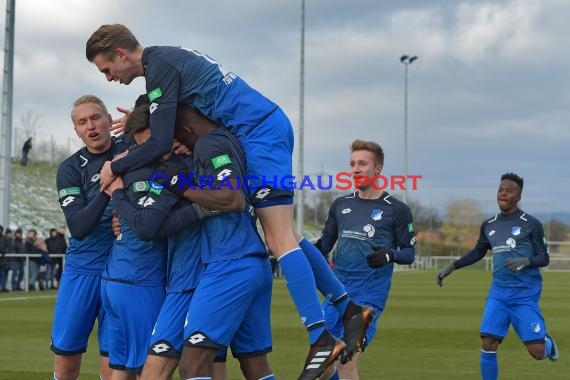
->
[1,0,568,215]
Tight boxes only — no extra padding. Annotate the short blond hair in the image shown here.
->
[71,95,109,121]
[351,139,384,165]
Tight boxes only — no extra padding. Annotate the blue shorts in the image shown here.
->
[237,108,294,207]
[148,291,193,358]
[51,272,108,356]
[480,296,547,344]
[101,280,165,373]
[323,300,382,349]
[183,257,272,357]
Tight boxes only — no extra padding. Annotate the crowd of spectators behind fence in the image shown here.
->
[0,224,67,291]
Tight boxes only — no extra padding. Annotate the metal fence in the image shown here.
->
[2,253,65,292]
[12,127,83,166]
[395,255,570,272]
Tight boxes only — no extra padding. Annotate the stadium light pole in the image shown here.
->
[400,54,418,204]
[295,0,306,234]
[0,0,16,228]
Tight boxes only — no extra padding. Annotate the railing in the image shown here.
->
[394,255,570,271]
[1,253,66,292]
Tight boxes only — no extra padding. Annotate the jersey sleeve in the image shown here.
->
[194,133,244,185]
[151,201,202,239]
[111,58,180,175]
[56,162,110,240]
[315,198,341,254]
[112,187,179,241]
[529,219,549,267]
[453,222,492,269]
[392,203,416,265]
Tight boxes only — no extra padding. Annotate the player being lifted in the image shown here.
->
[86,24,373,379]
[437,173,558,380]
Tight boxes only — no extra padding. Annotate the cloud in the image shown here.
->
[0,0,568,214]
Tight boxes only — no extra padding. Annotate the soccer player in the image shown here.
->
[101,155,172,379]
[51,95,131,380]
[164,105,275,380]
[314,139,416,380]
[437,172,559,380]
[85,25,373,378]
[110,105,228,380]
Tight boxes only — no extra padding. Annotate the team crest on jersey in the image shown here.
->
[341,208,352,214]
[506,238,516,249]
[511,226,521,236]
[488,230,495,236]
[371,209,383,221]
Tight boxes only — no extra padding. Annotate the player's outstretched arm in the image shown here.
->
[436,263,456,287]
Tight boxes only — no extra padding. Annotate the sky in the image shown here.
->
[0,0,569,216]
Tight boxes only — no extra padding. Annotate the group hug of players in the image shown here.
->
[49,23,558,380]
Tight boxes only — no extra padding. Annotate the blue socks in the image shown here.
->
[480,350,498,380]
[278,248,326,344]
[258,375,276,380]
[328,370,340,380]
[298,238,349,315]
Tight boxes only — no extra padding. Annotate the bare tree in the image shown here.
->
[440,199,484,254]
[20,110,41,137]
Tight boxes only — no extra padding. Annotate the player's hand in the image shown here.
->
[505,257,530,272]
[99,161,117,191]
[110,106,132,136]
[436,263,456,287]
[172,139,191,155]
[111,211,121,237]
[156,160,191,198]
[104,176,124,197]
[367,247,395,268]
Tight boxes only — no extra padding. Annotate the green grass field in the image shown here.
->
[0,270,567,379]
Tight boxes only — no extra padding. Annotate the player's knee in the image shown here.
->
[481,337,500,352]
[54,356,81,380]
[527,345,546,360]
[238,356,271,380]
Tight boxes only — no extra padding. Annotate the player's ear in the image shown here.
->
[115,48,128,60]
[374,164,383,176]
[73,124,81,138]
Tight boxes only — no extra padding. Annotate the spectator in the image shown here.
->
[20,137,33,166]
[46,227,67,289]
[12,229,25,291]
[0,225,8,291]
[35,237,51,291]
[24,229,43,291]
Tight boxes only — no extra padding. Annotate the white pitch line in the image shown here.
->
[0,294,57,302]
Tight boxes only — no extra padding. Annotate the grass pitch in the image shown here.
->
[0,270,567,379]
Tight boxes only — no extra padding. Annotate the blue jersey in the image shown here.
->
[317,192,415,309]
[104,165,172,287]
[476,209,548,298]
[193,128,266,263]
[56,136,130,275]
[112,46,276,175]
[166,216,204,293]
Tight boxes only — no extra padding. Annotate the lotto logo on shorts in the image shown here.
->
[255,188,272,199]
[152,343,171,353]
[187,333,206,345]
